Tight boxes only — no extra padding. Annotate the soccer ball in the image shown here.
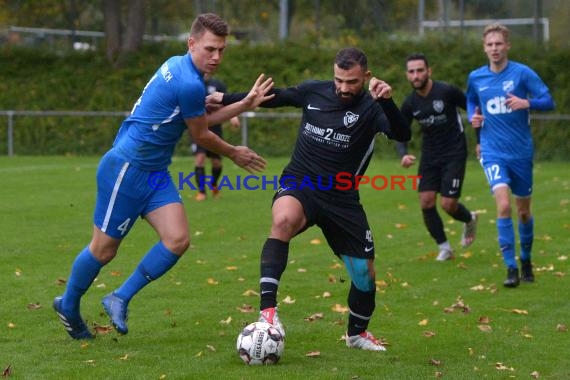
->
[236,321,284,365]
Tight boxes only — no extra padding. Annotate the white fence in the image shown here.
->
[0,110,303,156]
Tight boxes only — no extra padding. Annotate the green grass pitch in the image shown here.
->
[1,155,569,379]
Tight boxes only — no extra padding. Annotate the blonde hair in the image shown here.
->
[483,23,510,42]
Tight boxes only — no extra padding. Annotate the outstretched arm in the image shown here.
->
[369,77,411,142]
[206,74,274,125]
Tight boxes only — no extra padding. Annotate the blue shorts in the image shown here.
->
[93,150,183,239]
[480,157,533,197]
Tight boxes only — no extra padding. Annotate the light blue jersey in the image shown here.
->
[113,54,206,171]
[466,61,553,160]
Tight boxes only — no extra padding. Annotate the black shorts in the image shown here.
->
[417,155,467,198]
[273,185,375,259]
[191,124,223,159]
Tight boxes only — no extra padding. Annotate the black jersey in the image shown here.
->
[224,80,410,199]
[400,81,466,158]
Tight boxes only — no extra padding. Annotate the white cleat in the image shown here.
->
[346,331,387,351]
[461,212,478,248]
[436,248,454,261]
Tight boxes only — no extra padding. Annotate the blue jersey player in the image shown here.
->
[53,13,274,339]
[466,23,554,288]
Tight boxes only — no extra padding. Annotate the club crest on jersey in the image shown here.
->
[502,80,514,92]
[432,100,444,113]
[344,111,359,128]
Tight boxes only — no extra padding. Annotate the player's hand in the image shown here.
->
[205,91,224,108]
[229,116,241,129]
[230,146,266,173]
[401,154,416,168]
[505,93,530,111]
[475,144,481,160]
[471,107,484,129]
[241,74,275,110]
[368,77,392,99]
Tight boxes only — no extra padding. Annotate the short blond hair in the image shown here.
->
[483,23,510,42]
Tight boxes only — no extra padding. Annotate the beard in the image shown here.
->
[412,78,429,90]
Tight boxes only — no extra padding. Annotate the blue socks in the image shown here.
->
[114,241,180,303]
[497,217,516,269]
[62,246,103,314]
[519,217,534,261]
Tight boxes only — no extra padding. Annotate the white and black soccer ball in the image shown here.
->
[236,321,284,365]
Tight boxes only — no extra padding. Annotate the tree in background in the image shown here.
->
[103,0,145,67]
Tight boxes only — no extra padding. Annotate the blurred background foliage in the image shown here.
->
[0,0,568,159]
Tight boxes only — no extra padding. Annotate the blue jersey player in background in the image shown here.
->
[466,23,555,288]
[53,13,274,339]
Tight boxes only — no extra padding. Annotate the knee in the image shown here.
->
[163,234,190,256]
[270,215,299,241]
[518,209,532,223]
[440,199,457,214]
[343,256,375,292]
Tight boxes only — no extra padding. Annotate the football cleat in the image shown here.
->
[102,293,129,334]
[436,248,454,261]
[503,267,520,288]
[346,331,387,351]
[53,296,94,340]
[520,260,535,282]
[259,307,285,338]
[461,212,478,248]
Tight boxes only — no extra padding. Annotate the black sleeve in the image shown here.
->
[449,84,467,110]
[222,87,304,108]
[378,98,411,142]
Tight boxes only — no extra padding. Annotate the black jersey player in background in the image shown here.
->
[192,75,241,201]
[209,47,411,351]
[398,53,478,261]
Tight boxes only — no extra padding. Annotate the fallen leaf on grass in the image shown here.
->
[530,370,540,378]
[206,345,216,352]
[310,239,321,245]
[297,268,307,273]
[478,316,491,324]
[242,289,258,296]
[84,360,96,366]
[306,351,320,357]
[55,277,67,285]
[330,263,342,269]
[2,364,12,377]
[119,354,129,361]
[15,268,22,277]
[207,278,218,285]
[7,323,15,329]
[281,295,296,304]
[237,304,254,313]
[226,266,238,271]
[556,324,567,332]
[423,331,436,337]
[395,223,407,229]
[418,319,428,326]
[304,313,324,322]
[94,324,113,335]
[322,291,331,298]
[511,309,528,315]
[110,271,121,276]
[478,325,492,333]
[331,304,349,313]
[444,296,471,313]
[219,316,232,325]
[429,358,442,366]
[26,302,41,310]
[494,362,514,371]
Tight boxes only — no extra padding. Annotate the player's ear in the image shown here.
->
[364,70,372,81]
